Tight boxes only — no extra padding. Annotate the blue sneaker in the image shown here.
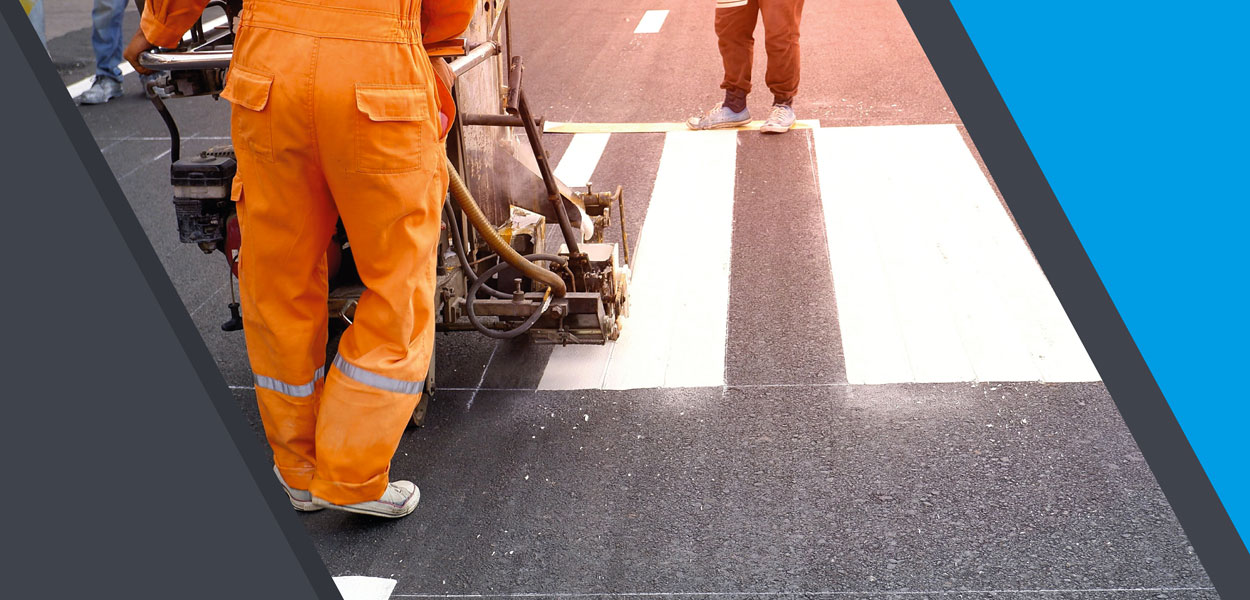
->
[686,103,751,130]
[760,104,797,134]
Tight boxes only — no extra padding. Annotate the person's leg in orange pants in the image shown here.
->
[692,0,804,132]
[759,0,805,106]
[222,4,447,512]
[226,29,337,493]
[307,32,448,506]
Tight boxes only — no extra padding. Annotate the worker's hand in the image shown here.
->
[124,29,157,75]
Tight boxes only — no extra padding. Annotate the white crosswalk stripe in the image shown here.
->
[813,124,1099,384]
[540,130,738,390]
[633,10,670,35]
[534,124,1099,390]
[552,133,611,188]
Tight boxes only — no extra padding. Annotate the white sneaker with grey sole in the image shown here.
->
[760,104,797,134]
[311,481,421,518]
[273,465,322,512]
[687,103,751,130]
[78,76,122,105]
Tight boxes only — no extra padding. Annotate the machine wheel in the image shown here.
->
[411,355,435,427]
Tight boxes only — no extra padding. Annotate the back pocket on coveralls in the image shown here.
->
[220,65,275,162]
[354,84,433,174]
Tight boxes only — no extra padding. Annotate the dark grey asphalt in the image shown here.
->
[53,0,1219,597]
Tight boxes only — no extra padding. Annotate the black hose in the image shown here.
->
[443,201,510,300]
[466,253,567,339]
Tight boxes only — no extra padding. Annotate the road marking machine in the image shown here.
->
[138,0,631,424]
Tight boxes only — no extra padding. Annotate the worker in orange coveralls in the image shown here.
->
[125,0,475,518]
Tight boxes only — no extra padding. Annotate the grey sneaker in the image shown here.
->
[78,76,123,105]
[274,465,322,512]
[312,480,421,518]
[760,104,797,134]
[686,103,751,130]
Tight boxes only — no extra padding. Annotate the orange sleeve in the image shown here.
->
[141,0,212,48]
[421,0,477,44]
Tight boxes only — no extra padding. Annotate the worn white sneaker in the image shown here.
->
[686,103,751,130]
[311,481,421,518]
[273,465,322,512]
[78,76,123,105]
[760,104,797,134]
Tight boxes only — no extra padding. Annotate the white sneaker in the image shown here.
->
[760,104,797,134]
[686,103,751,130]
[273,465,322,512]
[78,76,123,105]
[311,481,421,518]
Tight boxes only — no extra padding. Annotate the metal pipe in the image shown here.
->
[460,114,542,128]
[489,0,509,42]
[139,49,233,71]
[448,41,500,77]
[517,91,580,255]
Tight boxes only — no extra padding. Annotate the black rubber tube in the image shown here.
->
[446,158,567,297]
[443,201,510,300]
[465,253,567,339]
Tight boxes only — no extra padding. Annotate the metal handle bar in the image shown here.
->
[139,40,497,75]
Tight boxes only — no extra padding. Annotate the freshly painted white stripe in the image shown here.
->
[541,130,738,390]
[67,15,230,98]
[391,587,1215,598]
[538,343,613,390]
[333,576,396,600]
[814,124,1099,384]
[552,133,611,188]
[633,10,670,34]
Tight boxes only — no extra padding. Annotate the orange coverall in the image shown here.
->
[142,0,474,505]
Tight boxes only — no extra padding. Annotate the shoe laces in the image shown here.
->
[768,104,792,122]
[379,482,412,506]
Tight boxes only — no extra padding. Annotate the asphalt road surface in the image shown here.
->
[52,1,1219,598]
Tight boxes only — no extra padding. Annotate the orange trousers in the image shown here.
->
[213,1,453,504]
[715,0,805,107]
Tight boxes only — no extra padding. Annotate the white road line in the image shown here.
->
[633,10,670,34]
[538,133,614,390]
[391,586,1216,598]
[814,124,1099,384]
[584,130,736,390]
[333,576,396,600]
[552,133,611,188]
[66,15,229,99]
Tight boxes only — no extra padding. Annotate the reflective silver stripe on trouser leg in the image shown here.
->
[332,354,425,395]
[254,366,326,398]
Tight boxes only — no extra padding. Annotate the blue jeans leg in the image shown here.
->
[92,0,128,82]
[29,1,47,48]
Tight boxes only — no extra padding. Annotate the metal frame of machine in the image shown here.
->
[138,0,631,424]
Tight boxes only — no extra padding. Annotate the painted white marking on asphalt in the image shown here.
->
[389,586,1217,598]
[633,10,670,34]
[592,130,736,390]
[333,576,396,600]
[66,15,229,99]
[814,124,1099,384]
[552,133,611,188]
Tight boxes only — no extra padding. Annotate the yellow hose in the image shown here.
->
[445,158,567,297]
